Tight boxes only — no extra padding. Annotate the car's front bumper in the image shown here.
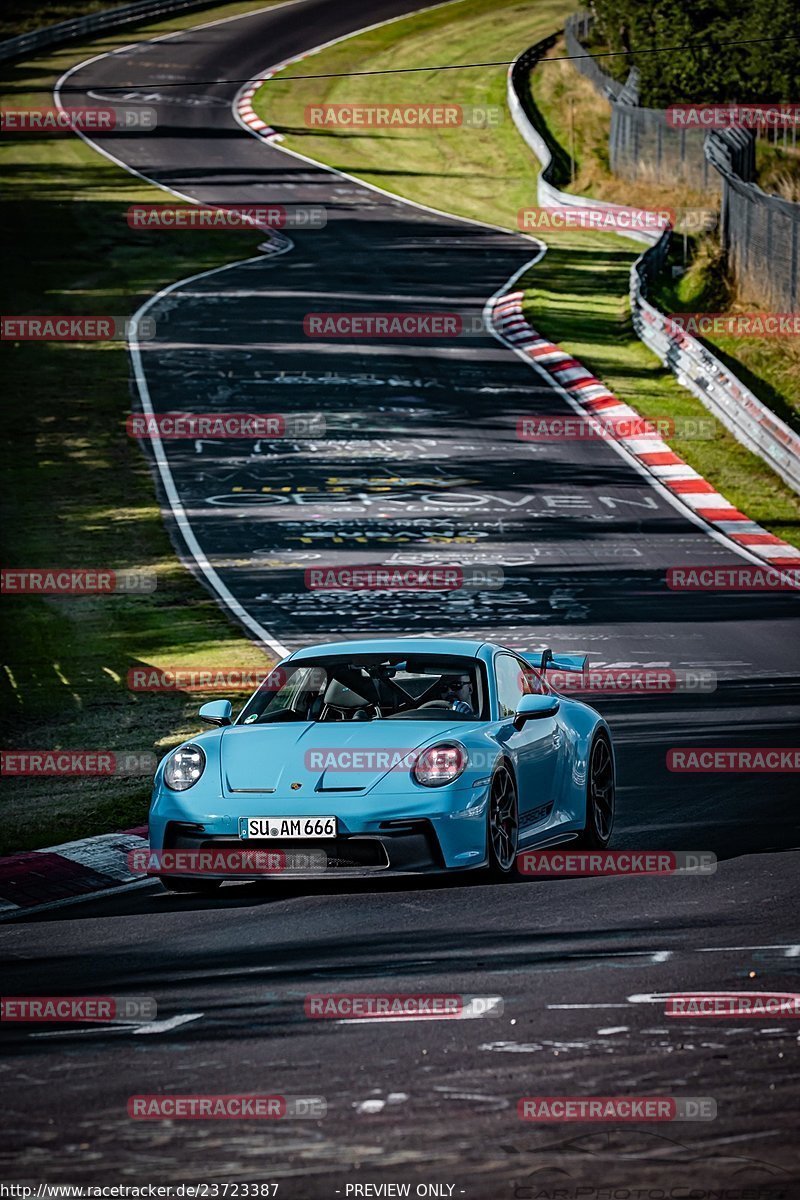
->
[148,779,491,876]
[162,819,448,875]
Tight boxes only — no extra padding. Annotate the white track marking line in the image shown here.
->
[51,0,513,658]
[31,1013,203,1037]
[127,262,291,656]
[52,0,469,657]
[548,1003,631,1009]
[483,268,776,568]
[53,7,308,656]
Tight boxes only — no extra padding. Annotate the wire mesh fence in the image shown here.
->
[563,12,622,100]
[707,131,799,310]
[565,15,719,191]
[565,13,800,310]
[509,30,800,493]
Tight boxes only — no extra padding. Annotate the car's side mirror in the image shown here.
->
[199,699,233,726]
[513,693,560,731]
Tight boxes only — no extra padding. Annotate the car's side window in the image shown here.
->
[518,661,546,696]
[263,666,321,717]
[495,654,527,718]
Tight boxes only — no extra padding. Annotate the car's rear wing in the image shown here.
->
[522,649,588,673]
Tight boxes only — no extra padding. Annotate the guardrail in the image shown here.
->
[507,35,800,495]
[0,0,220,63]
[631,249,800,492]
[508,36,659,247]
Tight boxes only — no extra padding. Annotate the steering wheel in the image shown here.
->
[320,703,381,722]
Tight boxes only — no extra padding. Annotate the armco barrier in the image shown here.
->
[508,36,800,495]
[631,250,800,494]
[0,0,221,63]
[508,37,659,247]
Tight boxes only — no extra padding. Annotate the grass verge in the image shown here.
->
[255,0,573,226]
[252,8,799,546]
[0,1,287,854]
[530,37,800,430]
[0,0,113,41]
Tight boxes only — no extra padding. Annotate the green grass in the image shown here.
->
[516,240,800,543]
[530,40,800,429]
[523,48,800,539]
[0,1,288,854]
[254,0,574,226]
[755,137,800,200]
[0,0,257,39]
[650,240,800,429]
[528,39,712,212]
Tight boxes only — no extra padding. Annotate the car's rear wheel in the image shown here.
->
[158,876,222,895]
[487,763,520,879]
[573,731,615,849]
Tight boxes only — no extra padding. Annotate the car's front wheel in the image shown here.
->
[573,731,615,849]
[487,763,520,879]
[158,876,222,895]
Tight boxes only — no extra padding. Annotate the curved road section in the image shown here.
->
[1,1,797,1193]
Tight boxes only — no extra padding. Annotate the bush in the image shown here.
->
[586,0,800,107]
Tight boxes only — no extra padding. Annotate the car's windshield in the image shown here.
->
[237,654,488,725]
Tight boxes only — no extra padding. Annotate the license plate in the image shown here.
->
[239,816,337,840]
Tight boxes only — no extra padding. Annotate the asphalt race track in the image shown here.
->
[1,1,799,1194]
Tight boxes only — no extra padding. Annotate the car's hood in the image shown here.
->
[218,720,479,795]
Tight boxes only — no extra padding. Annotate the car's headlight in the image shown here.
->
[163,744,206,791]
[413,743,467,787]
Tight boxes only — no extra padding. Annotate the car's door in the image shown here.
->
[494,653,560,830]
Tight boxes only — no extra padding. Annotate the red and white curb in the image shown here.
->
[233,4,462,139]
[490,293,800,569]
[0,826,149,918]
[235,48,314,139]
[237,29,800,570]
[236,74,278,138]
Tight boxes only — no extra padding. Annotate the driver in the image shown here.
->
[441,673,475,715]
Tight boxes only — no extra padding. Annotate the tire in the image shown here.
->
[158,876,222,895]
[573,731,615,850]
[486,763,520,880]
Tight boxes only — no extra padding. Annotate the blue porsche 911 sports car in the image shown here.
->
[148,637,615,891]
